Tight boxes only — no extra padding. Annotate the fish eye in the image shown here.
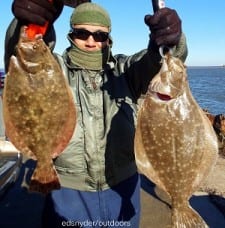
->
[33,44,37,50]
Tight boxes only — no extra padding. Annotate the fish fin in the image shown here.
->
[29,161,60,194]
[135,117,167,193]
[193,112,218,192]
[51,87,76,159]
[172,205,208,228]
[2,92,37,160]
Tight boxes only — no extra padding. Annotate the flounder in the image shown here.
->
[135,52,218,227]
[3,27,76,194]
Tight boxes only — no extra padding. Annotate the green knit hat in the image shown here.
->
[70,3,111,30]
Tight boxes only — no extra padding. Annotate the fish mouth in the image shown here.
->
[150,80,172,101]
[156,92,172,101]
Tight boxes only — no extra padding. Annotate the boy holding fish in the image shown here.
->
[5,0,187,227]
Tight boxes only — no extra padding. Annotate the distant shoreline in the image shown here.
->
[187,65,225,68]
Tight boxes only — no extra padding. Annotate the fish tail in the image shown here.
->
[29,162,60,194]
[172,206,208,228]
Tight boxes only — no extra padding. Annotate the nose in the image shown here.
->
[85,35,96,46]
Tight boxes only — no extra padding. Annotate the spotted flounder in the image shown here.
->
[135,53,218,227]
[3,27,76,194]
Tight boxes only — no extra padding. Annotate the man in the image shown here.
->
[5,0,187,227]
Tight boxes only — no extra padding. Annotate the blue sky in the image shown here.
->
[1,0,225,68]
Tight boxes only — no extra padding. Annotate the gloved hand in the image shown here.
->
[12,0,64,26]
[145,7,182,51]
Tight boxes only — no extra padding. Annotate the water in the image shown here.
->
[187,66,225,115]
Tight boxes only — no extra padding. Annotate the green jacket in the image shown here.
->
[5,19,188,191]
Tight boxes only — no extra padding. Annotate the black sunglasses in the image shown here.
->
[71,28,109,42]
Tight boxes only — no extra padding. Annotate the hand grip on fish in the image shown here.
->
[25,0,53,39]
[151,0,172,57]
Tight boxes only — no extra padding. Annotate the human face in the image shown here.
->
[71,24,110,52]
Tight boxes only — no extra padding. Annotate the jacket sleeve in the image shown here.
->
[4,18,56,72]
[117,33,188,100]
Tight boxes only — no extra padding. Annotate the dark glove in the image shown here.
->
[145,7,182,51]
[12,0,64,26]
